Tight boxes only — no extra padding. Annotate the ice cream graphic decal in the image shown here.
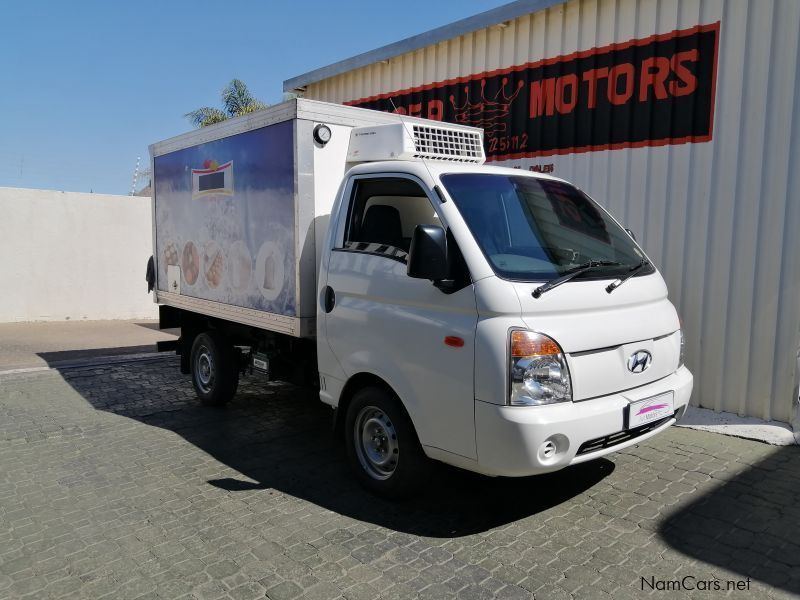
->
[192,159,234,199]
[155,121,296,314]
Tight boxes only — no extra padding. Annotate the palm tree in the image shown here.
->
[186,79,268,127]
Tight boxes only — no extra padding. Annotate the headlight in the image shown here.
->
[509,330,572,406]
[678,328,685,368]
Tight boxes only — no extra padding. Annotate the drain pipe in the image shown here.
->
[793,349,800,444]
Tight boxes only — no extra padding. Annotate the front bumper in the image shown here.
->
[474,366,693,477]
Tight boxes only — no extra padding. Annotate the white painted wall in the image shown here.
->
[0,187,156,322]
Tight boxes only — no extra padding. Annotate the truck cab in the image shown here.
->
[317,133,692,496]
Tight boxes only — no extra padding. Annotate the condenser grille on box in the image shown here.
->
[412,125,484,163]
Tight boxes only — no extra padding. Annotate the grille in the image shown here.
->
[412,125,484,163]
[576,412,676,456]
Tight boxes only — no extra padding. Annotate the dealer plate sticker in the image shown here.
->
[627,392,674,429]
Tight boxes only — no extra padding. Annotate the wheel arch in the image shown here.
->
[334,372,416,439]
[189,329,240,405]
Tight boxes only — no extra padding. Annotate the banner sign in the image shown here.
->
[346,23,719,161]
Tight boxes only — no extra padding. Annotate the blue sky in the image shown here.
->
[0,1,504,195]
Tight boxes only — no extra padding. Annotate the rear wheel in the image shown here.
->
[190,331,239,406]
[344,387,430,498]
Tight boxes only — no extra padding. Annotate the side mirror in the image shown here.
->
[625,228,637,241]
[407,224,448,281]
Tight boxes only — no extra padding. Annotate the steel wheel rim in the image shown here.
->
[195,344,215,394]
[354,406,398,480]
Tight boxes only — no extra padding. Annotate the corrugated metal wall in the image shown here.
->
[304,0,800,424]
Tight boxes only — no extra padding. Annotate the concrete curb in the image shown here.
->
[676,405,798,446]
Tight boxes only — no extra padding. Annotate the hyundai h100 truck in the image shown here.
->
[148,99,693,496]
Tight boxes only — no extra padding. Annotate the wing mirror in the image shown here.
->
[407,224,448,281]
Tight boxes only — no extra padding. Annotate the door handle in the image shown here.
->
[323,286,336,313]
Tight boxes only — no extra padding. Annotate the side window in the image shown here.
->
[341,177,440,261]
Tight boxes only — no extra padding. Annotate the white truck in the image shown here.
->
[148,99,693,497]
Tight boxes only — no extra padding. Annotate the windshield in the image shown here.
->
[441,173,654,282]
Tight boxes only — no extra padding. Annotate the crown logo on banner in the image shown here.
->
[449,77,524,137]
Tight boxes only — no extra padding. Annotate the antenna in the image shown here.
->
[130,156,141,196]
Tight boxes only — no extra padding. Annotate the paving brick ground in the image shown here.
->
[0,356,798,600]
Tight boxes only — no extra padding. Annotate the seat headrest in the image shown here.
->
[360,205,403,249]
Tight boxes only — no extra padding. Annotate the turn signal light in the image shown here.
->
[510,330,561,357]
[444,336,464,348]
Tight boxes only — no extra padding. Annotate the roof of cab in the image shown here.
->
[345,160,565,185]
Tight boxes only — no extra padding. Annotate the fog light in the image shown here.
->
[541,440,557,459]
[538,434,568,463]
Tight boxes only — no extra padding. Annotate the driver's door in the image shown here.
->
[323,174,479,460]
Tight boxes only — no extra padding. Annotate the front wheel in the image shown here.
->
[190,331,239,406]
[344,387,431,498]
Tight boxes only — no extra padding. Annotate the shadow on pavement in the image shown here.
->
[60,358,614,538]
[133,322,180,335]
[37,347,158,365]
[659,444,800,595]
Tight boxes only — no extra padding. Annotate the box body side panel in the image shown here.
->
[154,120,298,319]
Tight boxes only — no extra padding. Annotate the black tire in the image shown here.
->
[344,386,431,498]
[190,331,239,406]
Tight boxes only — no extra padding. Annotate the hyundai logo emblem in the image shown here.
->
[627,350,652,373]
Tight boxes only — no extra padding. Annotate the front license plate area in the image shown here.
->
[626,392,674,429]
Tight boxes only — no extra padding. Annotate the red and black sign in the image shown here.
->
[346,23,720,161]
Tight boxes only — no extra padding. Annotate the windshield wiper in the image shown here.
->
[605,259,650,293]
[532,260,621,298]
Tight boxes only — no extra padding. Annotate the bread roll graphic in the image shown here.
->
[256,241,285,301]
[263,254,276,290]
[204,243,224,289]
[229,241,252,290]
[164,242,179,267]
[182,241,199,285]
